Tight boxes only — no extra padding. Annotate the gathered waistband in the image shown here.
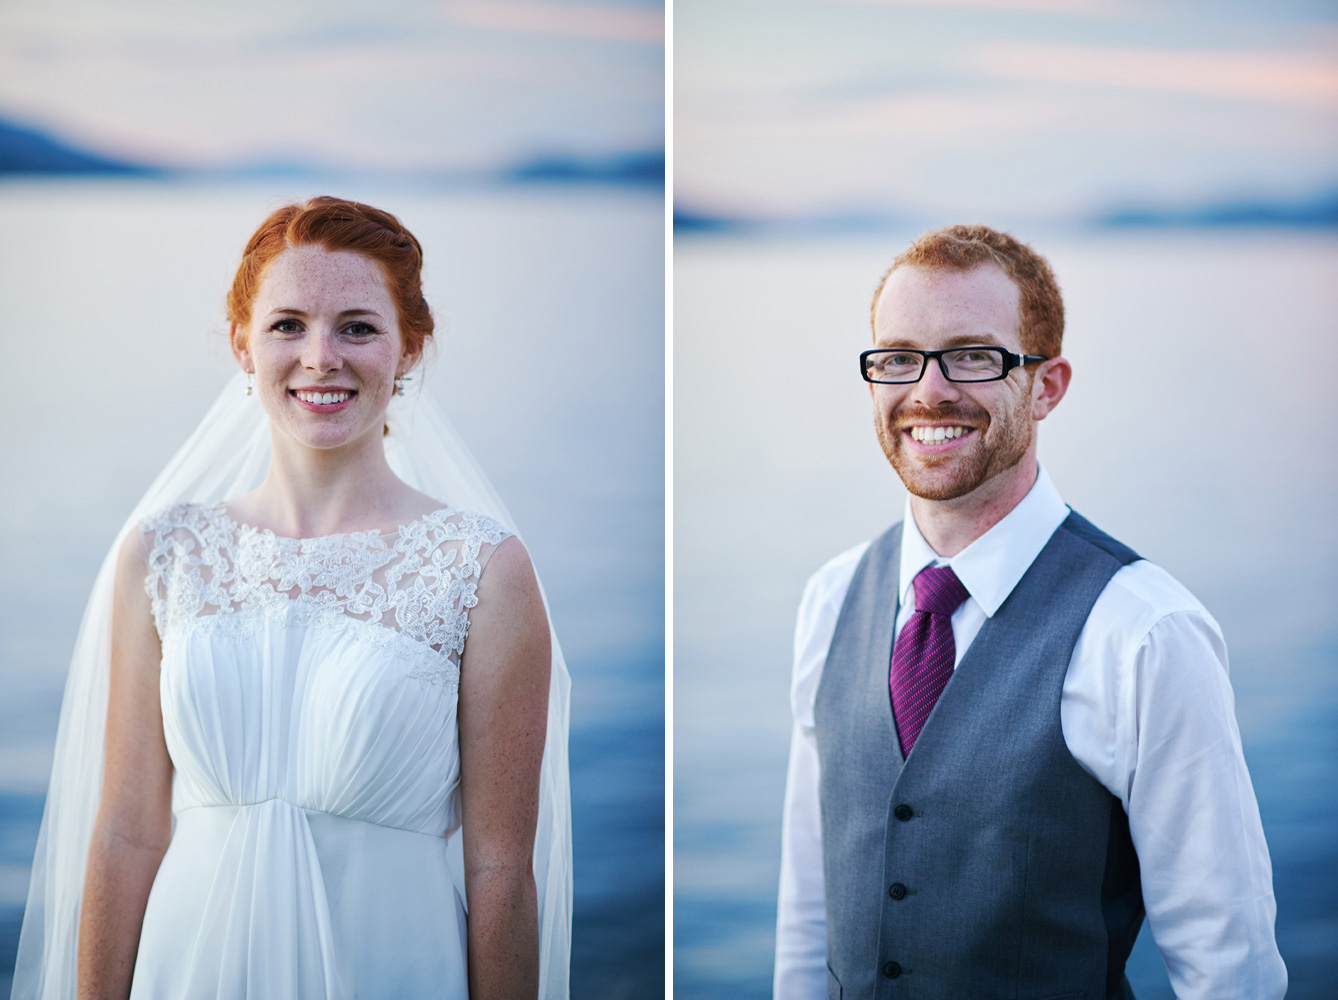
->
[174,798,450,839]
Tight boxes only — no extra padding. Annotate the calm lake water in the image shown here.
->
[674,231,1338,998]
[0,180,664,997]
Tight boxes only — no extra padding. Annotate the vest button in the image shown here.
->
[893,803,913,822]
[883,960,902,978]
[888,882,907,900]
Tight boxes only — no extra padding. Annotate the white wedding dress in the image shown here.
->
[13,376,571,1000]
[129,499,510,998]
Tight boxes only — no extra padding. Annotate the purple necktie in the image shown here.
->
[890,565,970,756]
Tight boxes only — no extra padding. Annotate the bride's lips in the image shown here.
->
[289,387,357,413]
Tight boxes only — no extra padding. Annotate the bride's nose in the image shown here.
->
[302,330,343,374]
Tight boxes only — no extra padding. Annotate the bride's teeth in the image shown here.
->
[321,393,334,404]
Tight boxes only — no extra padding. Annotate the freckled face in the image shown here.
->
[234,246,415,452]
[870,264,1036,502]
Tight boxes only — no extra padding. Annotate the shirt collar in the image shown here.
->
[898,463,1070,617]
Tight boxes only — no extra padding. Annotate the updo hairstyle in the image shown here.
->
[227,196,434,356]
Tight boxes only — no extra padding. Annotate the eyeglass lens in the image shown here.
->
[865,348,1006,383]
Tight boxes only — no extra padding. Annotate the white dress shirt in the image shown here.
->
[774,466,1286,1000]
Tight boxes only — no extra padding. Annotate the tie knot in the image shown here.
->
[911,565,969,617]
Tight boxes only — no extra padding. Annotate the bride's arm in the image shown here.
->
[459,536,552,1000]
[77,530,173,1000]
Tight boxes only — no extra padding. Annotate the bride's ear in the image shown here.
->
[397,344,423,377]
[230,323,253,374]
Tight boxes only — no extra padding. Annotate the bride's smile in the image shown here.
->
[232,244,417,453]
[290,387,355,409]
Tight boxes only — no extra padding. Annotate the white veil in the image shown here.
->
[11,371,573,999]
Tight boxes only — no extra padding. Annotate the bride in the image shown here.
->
[12,197,572,999]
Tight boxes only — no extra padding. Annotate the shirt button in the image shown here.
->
[888,882,907,900]
[883,960,902,978]
[893,804,913,822]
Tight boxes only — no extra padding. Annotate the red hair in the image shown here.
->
[228,197,433,354]
[871,224,1064,358]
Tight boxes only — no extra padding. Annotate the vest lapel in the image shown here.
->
[861,525,904,765]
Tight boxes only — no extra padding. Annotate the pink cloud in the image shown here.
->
[829,0,1126,14]
[444,1,663,45]
[972,41,1338,106]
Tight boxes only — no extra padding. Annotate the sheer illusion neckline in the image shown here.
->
[144,501,513,679]
[211,501,454,543]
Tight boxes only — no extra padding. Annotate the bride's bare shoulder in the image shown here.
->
[112,522,160,636]
[471,536,545,637]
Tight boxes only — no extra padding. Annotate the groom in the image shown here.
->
[773,225,1286,999]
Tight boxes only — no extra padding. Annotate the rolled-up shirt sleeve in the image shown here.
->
[1067,559,1287,1000]
[775,544,867,1000]
[1122,610,1286,999]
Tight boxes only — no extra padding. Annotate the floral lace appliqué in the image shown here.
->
[142,503,512,688]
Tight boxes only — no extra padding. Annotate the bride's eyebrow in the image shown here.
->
[266,308,386,319]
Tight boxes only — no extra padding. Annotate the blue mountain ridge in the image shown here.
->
[1099,190,1338,229]
[0,117,158,175]
[675,189,1338,236]
[0,114,663,188]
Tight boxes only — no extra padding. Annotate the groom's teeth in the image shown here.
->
[910,425,967,443]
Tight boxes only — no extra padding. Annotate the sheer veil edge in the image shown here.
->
[11,371,573,999]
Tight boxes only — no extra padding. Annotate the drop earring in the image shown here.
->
[394,375,410,397]
[245,372,255,396]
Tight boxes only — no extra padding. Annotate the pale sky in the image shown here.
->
[675,0,1338,220]
[0,0,664,171]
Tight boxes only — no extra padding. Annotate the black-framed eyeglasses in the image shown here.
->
[860,346,1050,384]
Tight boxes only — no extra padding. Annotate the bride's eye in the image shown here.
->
[269,318,302,335]
[344,322,379,338]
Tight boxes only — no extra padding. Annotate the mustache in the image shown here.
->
[891,402,989,428]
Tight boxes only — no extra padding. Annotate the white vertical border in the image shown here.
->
[663,0,675,995]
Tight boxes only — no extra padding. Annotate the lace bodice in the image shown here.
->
[141,502,512,687]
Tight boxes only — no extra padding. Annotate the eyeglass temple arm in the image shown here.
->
[1009,353,1050,372]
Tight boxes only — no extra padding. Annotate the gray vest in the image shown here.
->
[814,512,1144,1000]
